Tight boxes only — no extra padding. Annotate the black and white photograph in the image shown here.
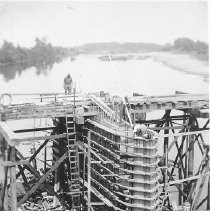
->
[0,1,209,211]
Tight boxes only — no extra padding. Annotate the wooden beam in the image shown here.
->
[91,202,105,206]
[1,139,9,211]
[10,146,17,211]
[160,172,210,186]
[163,110,170,204]
[0,121,66,146]
[0,159,29,166]
[167,171,187,197]
[188,117,196,177]
[191,167,209,210]
[87,131,91,211]
[208,144,210,210]
[83,181,116,209]
[17,165,30,190]
[14,126,55,133]
[161,130,209,162]
[17,152,68,207]
[0,122,17,146]
[15,133,66,144]
[15,150,69,209]
[160,130,209,139]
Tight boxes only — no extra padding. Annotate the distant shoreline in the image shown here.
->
[97,51,209,82]
[138,52,209,82]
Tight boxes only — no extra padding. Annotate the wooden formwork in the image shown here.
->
[0,93,209,211]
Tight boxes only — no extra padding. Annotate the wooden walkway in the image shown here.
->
[0,93,209,120]
[128,93,209,113]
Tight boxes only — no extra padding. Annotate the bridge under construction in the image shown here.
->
[0,91,209,211]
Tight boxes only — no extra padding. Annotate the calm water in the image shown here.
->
[0,54,209,209]
[0,54,208,95]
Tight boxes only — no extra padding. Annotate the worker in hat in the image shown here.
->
[133,124,157,139]
[133,124,147,137]
[64,74,72,95]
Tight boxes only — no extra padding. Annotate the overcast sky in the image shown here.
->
[0,1,208,47]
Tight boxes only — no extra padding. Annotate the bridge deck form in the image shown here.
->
[0,93,209,120]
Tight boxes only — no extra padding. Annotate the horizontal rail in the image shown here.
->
[0,159,29,166]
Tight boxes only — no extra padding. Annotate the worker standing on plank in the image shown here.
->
[64,74,72,95]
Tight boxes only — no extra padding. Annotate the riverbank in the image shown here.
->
[137,52,209,82]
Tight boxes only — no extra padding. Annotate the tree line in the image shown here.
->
[0,38,70,65]
[77,38,208,61]
[0,37,208,65]
[162,38,209,61]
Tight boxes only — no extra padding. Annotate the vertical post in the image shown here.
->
[53,168,60,206]
[32,119,37,170]
[87,131,91,211]
[31,147,37,170]
[207,146,210,210]
[0,136,5,210]
[178,142,183,205]
[44,144,47,173]
[185,112,189,179]
[188,116,195,177]
[73,82,76,115]
[179,111,185,205]
[1,139,8,211]
[10,146,17,211]
[82,153,86,208]
[163,110,170,203]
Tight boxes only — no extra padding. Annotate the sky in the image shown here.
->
[0,1,208,47]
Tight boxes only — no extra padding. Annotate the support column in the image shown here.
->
[188,116,195,177]
[10,146,17,211]
[179,111,186,205]
[1,138,8,211]
[53,167,60,206]
[87,131,91,211]
[44,144,47,173]
[0,136,6,210]
[163,110,170,198]
[207,146,210,210]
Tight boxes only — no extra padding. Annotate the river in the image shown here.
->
[0,53,208,95]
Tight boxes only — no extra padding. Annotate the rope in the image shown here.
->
[108,54,133,128]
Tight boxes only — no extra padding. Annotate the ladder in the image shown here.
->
[65,112,81,210]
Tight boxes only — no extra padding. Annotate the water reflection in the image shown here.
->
[0,57,63,82]
[0,54,208,95]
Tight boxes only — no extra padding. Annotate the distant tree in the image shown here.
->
[162,43,172,51]
[194,41,208,54]
[173,38,195,52]
[0,40,19,63]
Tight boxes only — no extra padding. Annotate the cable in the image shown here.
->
[108,54,133,128]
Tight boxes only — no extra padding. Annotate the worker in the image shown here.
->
[64,74,72,95]
[133,124,157,139]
